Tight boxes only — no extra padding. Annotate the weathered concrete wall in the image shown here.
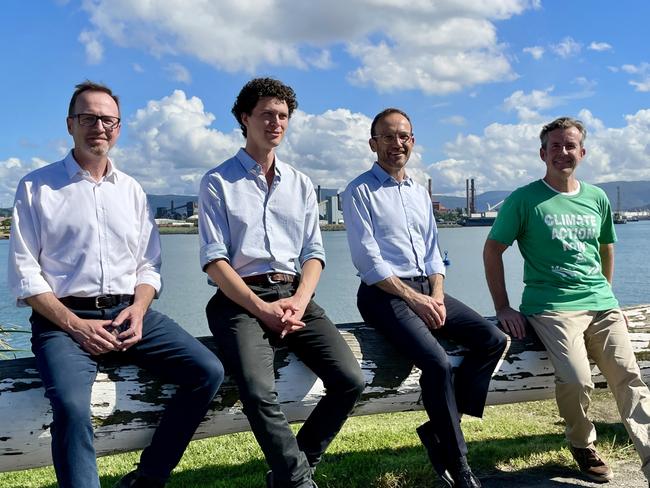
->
[1,305,649,472]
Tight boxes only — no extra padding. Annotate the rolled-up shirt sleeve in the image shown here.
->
[342,185,394,285]
[134,190,162,295]
[8,179,53,304]
[298,183,326,268]
[423,199,446,277]
[198,172,231,270]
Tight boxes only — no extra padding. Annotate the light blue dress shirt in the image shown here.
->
[342,162,446,286]
[199,148,325,277]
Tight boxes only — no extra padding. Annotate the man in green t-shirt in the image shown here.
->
[483,116,650,485]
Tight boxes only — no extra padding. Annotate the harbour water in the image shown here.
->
[2,221,649,356]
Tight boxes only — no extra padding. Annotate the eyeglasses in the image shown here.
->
[372,133,413,144]
[71,113,121,129]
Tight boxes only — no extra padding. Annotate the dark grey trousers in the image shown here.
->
[207,282,365,488]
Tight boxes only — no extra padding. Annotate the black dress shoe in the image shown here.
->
[452,467,481,488]
[113,470,166,488]
[416,422,455,487]
[266,470,318,488]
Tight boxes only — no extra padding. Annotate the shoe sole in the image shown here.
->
[580,469,614,483]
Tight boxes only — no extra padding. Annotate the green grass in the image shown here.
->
[0,391,638,487]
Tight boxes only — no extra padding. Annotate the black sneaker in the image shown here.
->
[113,470,166,488]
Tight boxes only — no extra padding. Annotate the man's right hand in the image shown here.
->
[67,318,123,355]
[496,306,527,339]
[406,292,446,330]
[257,300,306,337]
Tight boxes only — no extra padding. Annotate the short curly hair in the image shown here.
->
[232,78,298,138]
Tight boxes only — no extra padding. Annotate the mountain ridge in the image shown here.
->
[2,181,649,216]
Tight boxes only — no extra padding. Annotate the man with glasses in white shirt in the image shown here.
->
[199,77,364,488]
[8,81,224,488]
[342,108,507,488]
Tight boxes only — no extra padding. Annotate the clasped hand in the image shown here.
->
[70,304,145,355]
[407,292,446,329]
[258,296,307,338]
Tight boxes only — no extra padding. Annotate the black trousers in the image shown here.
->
[357,280,508,460]
[207,282,365,488]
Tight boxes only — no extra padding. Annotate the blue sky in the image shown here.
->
[1,0,649,207]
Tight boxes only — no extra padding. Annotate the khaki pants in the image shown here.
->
[528,309,650,478]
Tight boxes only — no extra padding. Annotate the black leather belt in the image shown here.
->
[242,273,296,286]
[59,294,134,310]
[401,276,428,283]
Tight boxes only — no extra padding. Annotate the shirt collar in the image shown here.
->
[371,161,412,186]
[63,150,118,183]
[235,147,285,177]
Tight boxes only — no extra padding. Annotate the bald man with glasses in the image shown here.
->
[342,108,507,488]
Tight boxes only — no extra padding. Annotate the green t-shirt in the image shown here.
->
[488,179,618,315]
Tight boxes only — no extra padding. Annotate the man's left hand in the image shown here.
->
[112,304,146,351]
[275,295,310,338]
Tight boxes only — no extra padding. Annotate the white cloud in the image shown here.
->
[621,64,641,74]
[503,84,596,122]
[426,108,650,194]
[573,77,597,90]
[551,36,581,58]
[0,157,49,207]
[110,91,384,195]
[307,50,333,69]
[132,63,144,73]
[3,91,650,206]
[78,0,535,95]
[441,115,467,126]
[165,62,191,84]
[523,46,544,59]
[78,30,103,64]
[618,62,650,92]
[503,87,556,122]
[630,80,650,92]
[588,41,612,52]
[114,90,242,194]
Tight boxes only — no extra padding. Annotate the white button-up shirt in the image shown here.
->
[342,162,446,285]
[199,148,325,277]
[8,151,162,305]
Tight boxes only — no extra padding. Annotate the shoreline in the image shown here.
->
[156,223,463,234]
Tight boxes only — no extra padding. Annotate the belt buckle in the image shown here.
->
[95,295,113,309]
[267,273,281,284]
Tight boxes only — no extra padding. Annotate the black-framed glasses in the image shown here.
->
[372,132,413,144]
[70,113,121,129]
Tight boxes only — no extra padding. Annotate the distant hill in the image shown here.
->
[593,181,650,210]
[433,181,650,212]
[5,181,646,219]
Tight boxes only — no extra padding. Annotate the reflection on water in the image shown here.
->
[2,221,649,355]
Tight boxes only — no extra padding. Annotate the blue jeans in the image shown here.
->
[357,281,507,461]
[30,306,224,488]
[207,282,365,488]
